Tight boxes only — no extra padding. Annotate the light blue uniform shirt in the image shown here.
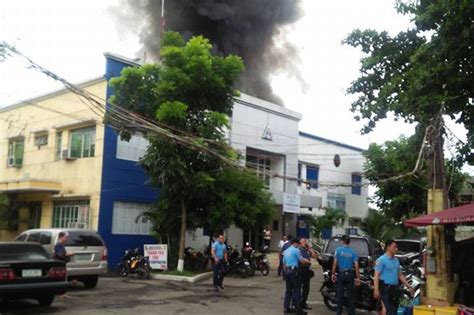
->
[335,246,358,271]
[283,245,303,268]
[375,253,400,285]
[212,241,226,260]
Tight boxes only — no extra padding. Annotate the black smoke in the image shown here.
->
[118,0,304,105]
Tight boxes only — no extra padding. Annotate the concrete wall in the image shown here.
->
[297,132,369,236]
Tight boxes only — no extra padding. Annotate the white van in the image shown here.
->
[14,229,108,289]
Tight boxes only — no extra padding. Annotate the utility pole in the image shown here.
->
[425,114,454,304]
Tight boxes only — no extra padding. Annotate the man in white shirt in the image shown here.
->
[278,234,289,276]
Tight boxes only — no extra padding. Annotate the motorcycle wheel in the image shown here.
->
[323,296,338,311]
[238,265,249,278]
[138,264,151,279]
[117,263,129,277]
[260,263,270,276]
[246,265,255,277]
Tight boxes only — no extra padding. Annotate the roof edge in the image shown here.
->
[0,76,106,113]
[299,131,365,152]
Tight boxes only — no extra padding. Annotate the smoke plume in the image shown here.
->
[118,0,304,105]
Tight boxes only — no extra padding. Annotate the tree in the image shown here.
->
[363,130,467,220]
[309,207,347,240]
[344,0,473,300]
[343,0,474,162]
[360,209,403,242]
[109,32,274,271]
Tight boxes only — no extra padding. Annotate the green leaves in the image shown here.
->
[345,0,474,151]
[309,207,347,239]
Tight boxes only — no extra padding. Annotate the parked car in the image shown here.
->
[0,242,68,306]
[317,234,384,271]
[14,229,107,289]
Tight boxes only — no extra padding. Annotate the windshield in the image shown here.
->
[0,244,50,261]
[396,241,421,253]
[326,238,369,256]
[64,231,103,247]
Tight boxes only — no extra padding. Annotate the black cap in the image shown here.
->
[342,235,350,244]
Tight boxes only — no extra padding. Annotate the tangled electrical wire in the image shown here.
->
[0,41,442,189]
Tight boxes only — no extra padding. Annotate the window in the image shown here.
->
[246,154,271,187]
[52,201,90,228]
[34,134,48,147]
[27,232,41,243]
[273,220,279,232]
[306,165,319,189]
[64,231,103,247]
[39,232,52,245]
[116,134,149,162]
[8,138,24,167]
[112,202,152,235]
[352,174,362,195]
[297,163,302,185]
[55,132,62,160]
[69,127,95,158]
[327,194,346,211]
[14,233,28,242]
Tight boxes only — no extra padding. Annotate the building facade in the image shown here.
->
[0,52,369,267]
[297,132,369,237]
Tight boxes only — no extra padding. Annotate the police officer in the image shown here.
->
[211,233,228,292]
[283,238,310,314]
[299,238,317,311]
[373,240,414,315]
[331,235,360,315]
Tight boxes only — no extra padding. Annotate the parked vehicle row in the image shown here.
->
[317,234,425,313]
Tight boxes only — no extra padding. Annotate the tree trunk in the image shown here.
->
[177,199,187,272]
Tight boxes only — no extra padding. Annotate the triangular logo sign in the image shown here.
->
[262,126,273,141]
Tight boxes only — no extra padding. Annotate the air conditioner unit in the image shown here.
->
[8,157,22,167]
[62,150,77,160]
[67,221,88,229]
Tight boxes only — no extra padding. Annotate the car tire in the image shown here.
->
[83,275,99,289]
[38,295,55,307]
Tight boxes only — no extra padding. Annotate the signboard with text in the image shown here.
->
[144,244,168,270]
[283,193,301,213]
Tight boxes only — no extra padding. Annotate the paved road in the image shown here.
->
[0,269,373,314]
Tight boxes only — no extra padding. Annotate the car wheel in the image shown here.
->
[38,295,55,307]
[83,275,99,289]
[323,296,338,311]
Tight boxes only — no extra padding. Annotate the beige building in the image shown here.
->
[0,78,106,240]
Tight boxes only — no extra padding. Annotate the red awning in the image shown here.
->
[405,203,474,227]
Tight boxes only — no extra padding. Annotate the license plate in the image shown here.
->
[22,269,42,277]
[262,259,268,263]
[75,254,91,262]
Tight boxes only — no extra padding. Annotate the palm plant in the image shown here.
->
[309,207,347,240]
[360,208,403,242]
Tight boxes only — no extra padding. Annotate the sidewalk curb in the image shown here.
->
[150,271,213,283]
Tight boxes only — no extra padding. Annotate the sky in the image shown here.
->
[0,0,471,177]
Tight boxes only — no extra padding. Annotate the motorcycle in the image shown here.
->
[320,265,423,312]
[225,245,253,278]
[242,243,270,276]
[117,248,151,279]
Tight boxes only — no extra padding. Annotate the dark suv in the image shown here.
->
[317,234,384,271]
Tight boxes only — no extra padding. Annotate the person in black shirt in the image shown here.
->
[299,238,317,310]
[54,231,74,262]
